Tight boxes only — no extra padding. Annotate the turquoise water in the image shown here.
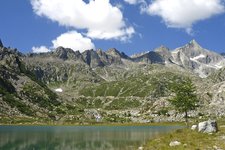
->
[0,125,181,150]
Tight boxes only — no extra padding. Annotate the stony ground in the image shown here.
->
[143,122,225,150]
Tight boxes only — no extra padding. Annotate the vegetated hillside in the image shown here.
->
[0,46,62,121]
[1,39,225,123]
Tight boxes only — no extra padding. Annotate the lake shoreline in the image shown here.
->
[0,121,184,127]
[143,120,225,149]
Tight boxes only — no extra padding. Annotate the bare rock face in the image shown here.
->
[54,47,84,61]
[198,120,218,133]
[171,39,225,77]
[154,46,173,63]
[132,51,165,64]
[82,49,104,68]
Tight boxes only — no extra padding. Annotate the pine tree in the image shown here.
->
[169,77,199,125]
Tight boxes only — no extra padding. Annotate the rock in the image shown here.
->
[169,141,181,147]
[198,120,218,133]
[191,125,197,130]
[55,88,63,93]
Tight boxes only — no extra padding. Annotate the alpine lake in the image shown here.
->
[0,125,182,150]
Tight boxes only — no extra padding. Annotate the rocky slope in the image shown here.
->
[0,45,63,120]
[1,39,225,123]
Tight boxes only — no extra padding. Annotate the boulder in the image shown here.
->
[169,141,181,147]
[191,125,197,130]
[198,120,218,133]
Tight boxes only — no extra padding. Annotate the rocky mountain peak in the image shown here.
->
[106,48,121,56]
[82,49,104,68]
[186,39,202,49]
[0,39,3,47]
[54,46,83,61]
[55,46,74,53]
[154,46,172,63]
[154,45,170,53]
[106,48,130,59]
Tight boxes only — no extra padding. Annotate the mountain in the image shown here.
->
[154,46,173,63]
[1,39,225,123]
[170,40,225,77]
[0,46,63,121]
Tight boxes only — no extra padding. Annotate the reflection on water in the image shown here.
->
[0,125,181,150]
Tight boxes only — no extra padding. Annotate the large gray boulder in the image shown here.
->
[198,120,218,133]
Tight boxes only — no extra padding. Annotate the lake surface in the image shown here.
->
[0,125,181,150]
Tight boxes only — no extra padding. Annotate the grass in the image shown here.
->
[79,72,181,98]
[144,122,225,150]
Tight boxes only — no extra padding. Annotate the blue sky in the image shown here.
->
[0,0,225,55]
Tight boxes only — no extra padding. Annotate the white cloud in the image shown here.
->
[32,31,95,53]
[31,0,134,41]
[124,0,140,5]
[52,31,95,52]
[32,46,50,53]
[124,0,145,5]
[146,0,225,32]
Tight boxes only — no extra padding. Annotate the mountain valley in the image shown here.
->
[1,39,225,124]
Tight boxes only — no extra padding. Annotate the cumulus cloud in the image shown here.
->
[31,0,134,41]
[146,0,225,32]
[52,31,95,52]
[32,46,50,53]
[32,31,95,53]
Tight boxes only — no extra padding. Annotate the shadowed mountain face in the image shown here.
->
[0,39,3,47]
[1,39,225,122]
[221,53,225,58]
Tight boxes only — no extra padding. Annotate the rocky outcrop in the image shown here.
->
[82,49,104,68]
[198,120,218,133]
[132,51,164,64]
[106,48,129,59]
[154,46,173,64]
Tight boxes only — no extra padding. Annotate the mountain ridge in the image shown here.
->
[1,39,225,123]
[23,39,225,78]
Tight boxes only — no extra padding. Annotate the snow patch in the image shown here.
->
[55,88,63,93]
[214,64,223,69]
[190,54,205,61]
